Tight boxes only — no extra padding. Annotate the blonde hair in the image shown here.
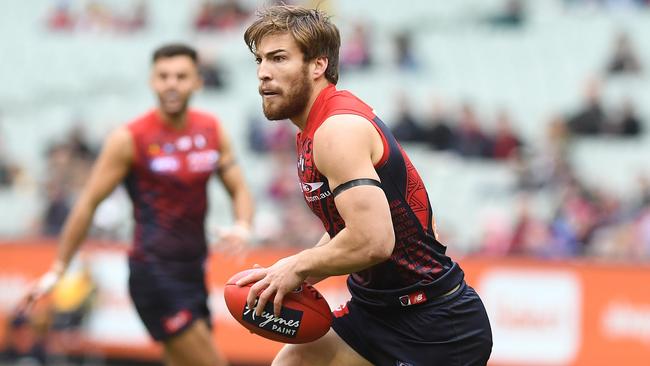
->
[244,5,340,84]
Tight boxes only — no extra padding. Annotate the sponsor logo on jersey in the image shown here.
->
[300,181,331,202]
[150,156,180,173]
[176,136,192,151]
[242,300,303,338]
[305,190,331,202]
[300,182,324,193]
[187,150,219,172]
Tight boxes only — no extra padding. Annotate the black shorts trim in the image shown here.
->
[347,261,465,308]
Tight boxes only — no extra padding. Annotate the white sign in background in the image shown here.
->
[479,269,582,365]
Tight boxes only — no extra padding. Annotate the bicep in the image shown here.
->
[313,116,391,228]
[334,185,392,234]
[313,115,382,190]
[79,128,133,207]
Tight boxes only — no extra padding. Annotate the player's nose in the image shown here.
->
[257,61,271,81]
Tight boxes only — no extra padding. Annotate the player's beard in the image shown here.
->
[158,92,190,120]
[262,65,312,121]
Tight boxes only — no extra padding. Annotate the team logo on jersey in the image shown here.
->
[396,361,413,366]
[300,182,324,193]
[193,134,206,149]
[297,139,313,174]
[298,154,306,173]
[176,136,192,151]
[150,156,180,173]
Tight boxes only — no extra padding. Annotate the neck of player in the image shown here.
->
[290,80,330,131]
[158,109,187,129]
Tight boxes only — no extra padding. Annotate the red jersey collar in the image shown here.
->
[303,84,336,135]
[153,109,192,133]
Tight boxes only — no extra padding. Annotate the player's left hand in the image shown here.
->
[237,255,307,317]
[211,222,251,259]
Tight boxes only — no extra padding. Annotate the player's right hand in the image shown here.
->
[20,261,65,312]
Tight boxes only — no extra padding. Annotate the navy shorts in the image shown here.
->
[332,281,492,366]
[128,258,210,341]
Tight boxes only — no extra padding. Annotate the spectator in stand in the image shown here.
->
[508,196,550,255]
[390,92,425,143]
[606,31,642,76]
[393,30,419,71]
[0,129,22,188]
[609,98,643,137]
[193,0,250,31]
[194,1,218,30]
[486,0,526,28]
[47,1,75,31]
[340,22,372,71]
[423,97,456,151]
[197,50,226,90]
[491,108,522,160]
[41,180,72,237]
[639,174,650,207]
[127,0,149,31]
[76,0,114,33]
[454,103,493,158]
[566,79,608,136]
[66,124,96,162]
[39,125,98,236]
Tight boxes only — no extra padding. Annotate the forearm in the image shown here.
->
[305,233,331,285]
[296,228,391,279]
[56,199,96,270]
[231,187,254,226]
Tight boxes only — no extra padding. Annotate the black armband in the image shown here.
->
[216,159,237,174]
[332,178,382,198]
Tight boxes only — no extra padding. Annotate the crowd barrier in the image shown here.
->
[0,240,648,365]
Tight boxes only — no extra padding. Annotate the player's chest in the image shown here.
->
[297,137,332,203]
[142,133,219,182]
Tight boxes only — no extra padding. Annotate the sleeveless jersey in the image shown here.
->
[297,85,457,291]
[125,109,221,261]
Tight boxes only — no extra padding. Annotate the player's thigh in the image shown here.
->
[272,329,372,366]
[163,319,227,366]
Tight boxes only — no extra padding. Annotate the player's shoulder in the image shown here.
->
[187,108,221,128]
[125,109,157,132]
[323,89,374,120]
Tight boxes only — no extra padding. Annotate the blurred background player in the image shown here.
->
[24,43,254,366]
[238,5,491,366]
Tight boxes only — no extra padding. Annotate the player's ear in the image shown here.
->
[148,69,156,89]
[311,56,328,80]
[194,72,204,91]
